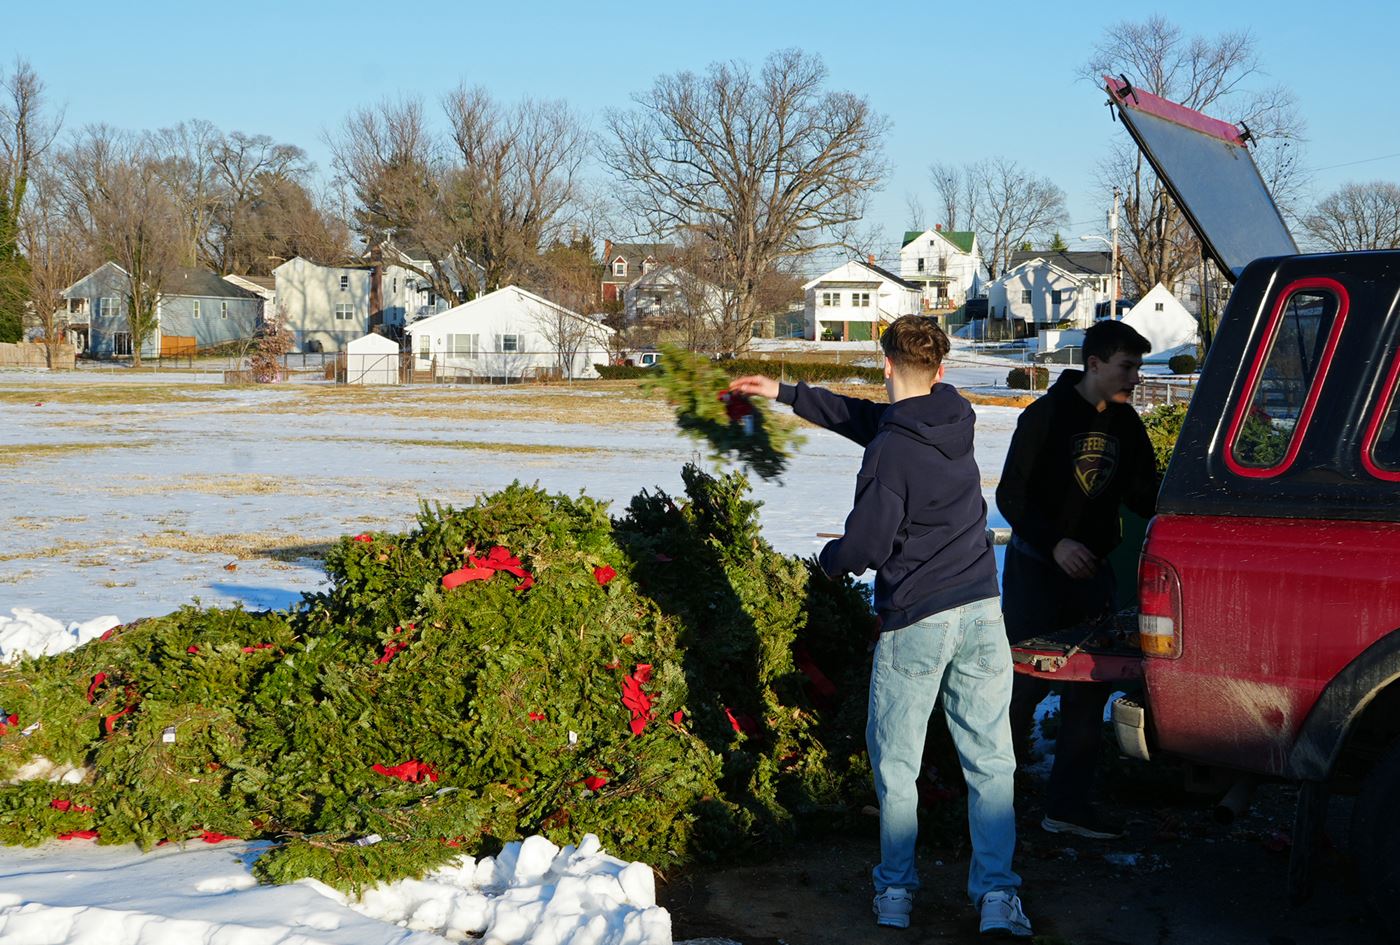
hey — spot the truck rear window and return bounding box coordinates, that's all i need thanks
[1362,347,1400,480]
[1227,280,1348,476]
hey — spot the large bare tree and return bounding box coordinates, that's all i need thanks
[603,49,889,352]
[18,167,82,366]
[1302,181,1400,251]
[965,158,1066,280]
[1083,16,1308,293]
[0,59,61,342]
[328,89,588,306]
[59,127,181,367]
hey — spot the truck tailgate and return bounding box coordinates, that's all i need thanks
[1011,610,1144,683]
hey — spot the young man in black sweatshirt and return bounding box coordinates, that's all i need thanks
[730,316,1031,938]
[996,320,1159,840]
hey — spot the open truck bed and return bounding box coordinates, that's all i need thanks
[1010,610,1143,683]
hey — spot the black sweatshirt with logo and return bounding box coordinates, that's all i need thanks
[777,381,1000,632]
[996,369,1159,560]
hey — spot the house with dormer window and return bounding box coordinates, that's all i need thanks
[600,241,672,304]
[898,227,984,312]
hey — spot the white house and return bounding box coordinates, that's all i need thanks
[899,228,983,311]
[344,332,401,385]
[987,257,1108,331]
[272,257,375,353]
[803,259,923,341]
[1120,283,1199,361]
[623,264,729,325]
[405,286,613,381]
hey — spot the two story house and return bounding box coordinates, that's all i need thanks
[600,242,671,304]
[803,259,922,341]
[62,262,263,358]
[899,227,984,313]
[986,252,1111,333]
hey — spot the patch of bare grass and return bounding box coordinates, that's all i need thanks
[0,540,92,563]
[141,530,336,562]
[109,474,367,499]
[0,442,137,467]
[0,385,215,407]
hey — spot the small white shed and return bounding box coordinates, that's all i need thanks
[405,286,613,381]
[1121,284,1199,360]
[344,333,401,385]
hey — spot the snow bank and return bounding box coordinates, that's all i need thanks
[0,608,119,663]
[0,833,670,945]
[314,834,670,944]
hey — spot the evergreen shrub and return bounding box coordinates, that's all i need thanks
[0,466,876,892]
[1168,353,1198,375]
[1006,366,1049,390]
[594,364,652,380]
[1141,402,1189,475]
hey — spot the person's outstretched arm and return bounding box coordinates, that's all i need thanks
[730,375,888,447]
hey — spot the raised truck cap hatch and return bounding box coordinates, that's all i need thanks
[1104,75,1297,283]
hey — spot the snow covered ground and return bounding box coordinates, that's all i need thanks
[0,360,1032,944]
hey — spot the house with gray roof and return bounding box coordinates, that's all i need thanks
[61,262,264,359]
[600,241,673,304]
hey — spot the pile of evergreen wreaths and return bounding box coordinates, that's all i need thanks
[0,466,876,892]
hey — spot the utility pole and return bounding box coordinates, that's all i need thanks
[1108,187,1121,315]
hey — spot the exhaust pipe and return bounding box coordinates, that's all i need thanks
[1214,775,1259,825]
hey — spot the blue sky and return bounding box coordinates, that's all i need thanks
[8,0,1399,270]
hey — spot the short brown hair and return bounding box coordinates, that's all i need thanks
[880,315,949,374]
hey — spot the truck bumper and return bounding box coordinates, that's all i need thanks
[1112,695,1152,761]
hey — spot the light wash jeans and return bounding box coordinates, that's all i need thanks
[868,595,1021,903]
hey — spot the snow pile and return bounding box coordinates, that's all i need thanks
[0,833,669,945]
[316,834,670,944]
[0,608,119,663]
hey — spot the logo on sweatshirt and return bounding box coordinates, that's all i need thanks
[1072,432,1119,498]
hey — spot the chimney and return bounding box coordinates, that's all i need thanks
[867,254,876,266]
[603,240,613,266]
[935,224,942,232]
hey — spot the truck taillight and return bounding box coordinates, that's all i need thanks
[1138,554,1183,658]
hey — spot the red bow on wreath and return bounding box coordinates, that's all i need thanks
[442,546,534,591]
[620,664,654,736]
[372,760,440,783]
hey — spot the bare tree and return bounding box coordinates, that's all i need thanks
[59,127,181,367]
[18,167,81,366]
[603,49,889,352]
[0,59,62,342]
[1083,16,1309,292]
[442,87,589,290]
[328,89,589,306]
[147,119,220,268]
[928,162,971,232]
[958,157,1067,279]
[903,193,927,233]
[1302,181,1400,251]
[205,130,312,273]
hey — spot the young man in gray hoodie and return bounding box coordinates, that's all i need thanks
[730,315,1030,938]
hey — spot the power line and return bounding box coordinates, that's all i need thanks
[1306,151,1400,173]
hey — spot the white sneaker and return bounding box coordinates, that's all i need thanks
[873,887,914,928]
[979,889,1033,938]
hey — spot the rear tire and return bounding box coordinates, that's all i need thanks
[1351,737,1400,938]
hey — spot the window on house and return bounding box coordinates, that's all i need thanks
[220,301,229,319]
[821,291,839,307]
[113,332,132,356]
[917,257,925,272]
[851,292,871,308]
[334,303,354,321]
[448,333,480,359]
[393,278,398,293]
[613,259,627,277]
[1190,289,1201,301]
[499,333,520,352]
[418,333,431,359]
[1021,290,1032,304]
[101,297,119,319]
[1052,290,1063,305]
[339,274,349,291]
[939,257,948,273]
[1155,302,1165,311]
[642,258,654,274]
[191,300,201,319]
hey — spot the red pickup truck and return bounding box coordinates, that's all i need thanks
[1014,77,1400,934]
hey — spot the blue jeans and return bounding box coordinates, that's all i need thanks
[868,596,1021,903]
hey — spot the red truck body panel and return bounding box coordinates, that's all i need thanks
[1143,514,1400,775]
